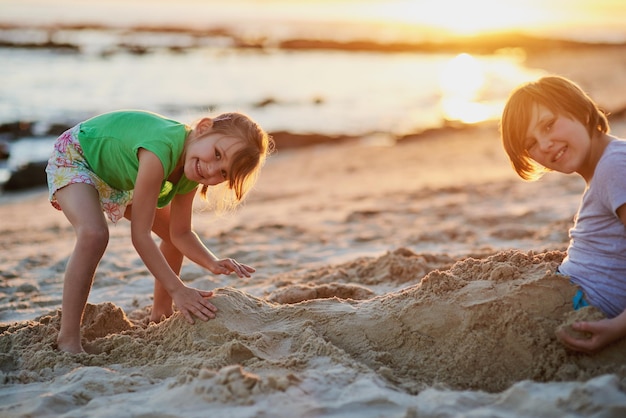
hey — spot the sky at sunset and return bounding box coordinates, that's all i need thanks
[2,0,625,42]
[346,0,626,35]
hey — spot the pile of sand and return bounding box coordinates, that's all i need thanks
[2,249,623,405]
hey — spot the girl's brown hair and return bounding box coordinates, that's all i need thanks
[500,75,609,180]
[198,112,274,209]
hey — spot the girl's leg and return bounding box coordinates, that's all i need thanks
[54,183,109,353]
[152,206,184,321]
[124,204,182,322]
[151,241,183,322]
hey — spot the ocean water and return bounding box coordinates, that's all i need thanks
[0,46,539,135]
[0,0,624,183]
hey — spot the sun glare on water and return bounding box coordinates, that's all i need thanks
[439,54,480,123]
[438,54,492,123]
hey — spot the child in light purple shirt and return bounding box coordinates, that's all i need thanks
[500,75,626,353]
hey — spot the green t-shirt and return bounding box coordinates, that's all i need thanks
[78,110,199,207]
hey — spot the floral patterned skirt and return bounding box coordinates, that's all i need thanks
[45,125,133,223]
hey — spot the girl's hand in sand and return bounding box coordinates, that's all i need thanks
[556,315,626,354]
[171,287,218,324]
[208,258,255,278]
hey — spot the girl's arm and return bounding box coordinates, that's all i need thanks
[132,149,217,323]
[556,203,626,353]
[169,189,254,278]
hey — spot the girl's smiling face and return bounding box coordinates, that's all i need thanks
[183,119,244,186]
[525,103,592,177]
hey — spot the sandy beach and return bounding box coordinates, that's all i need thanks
[2,47,626,416]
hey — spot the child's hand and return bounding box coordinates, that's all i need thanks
[171,287,218,325]
[209,258,255,278]
[556,318,623,354]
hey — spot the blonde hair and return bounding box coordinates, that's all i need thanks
[196,112,273,211]
[500,75,609,180]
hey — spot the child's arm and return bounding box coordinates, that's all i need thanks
[132,149,217,324]
[557,310,626,353]
[556,203,626,353]
[557,310,626,354]
[168,189,255,278]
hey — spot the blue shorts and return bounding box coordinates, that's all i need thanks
[572,289,590,310]
[555,267,590,310]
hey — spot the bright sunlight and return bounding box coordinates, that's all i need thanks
[438,53,493,124]
[353,0,557,35]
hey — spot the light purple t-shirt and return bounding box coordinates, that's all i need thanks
[559,139,626,318]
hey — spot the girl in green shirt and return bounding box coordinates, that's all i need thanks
[46,110,273,354]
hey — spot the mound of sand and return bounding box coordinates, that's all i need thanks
[2,249,624,398]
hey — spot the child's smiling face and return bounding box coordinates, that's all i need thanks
[184,127,244,186]
[524,103,591,176]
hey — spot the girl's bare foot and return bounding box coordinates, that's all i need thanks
[56,341,85,354]
[56,333,85,354]
[150,306,173,324]
[149,312,168,324]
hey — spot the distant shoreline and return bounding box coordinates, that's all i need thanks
[1,22,625,55]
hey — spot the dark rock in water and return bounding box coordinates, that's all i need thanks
[46,123,73,136]
[3,161,48,191]
[0,140,9,160]
[0,121,34,141]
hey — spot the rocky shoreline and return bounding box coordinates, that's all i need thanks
[2,22,625,56]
